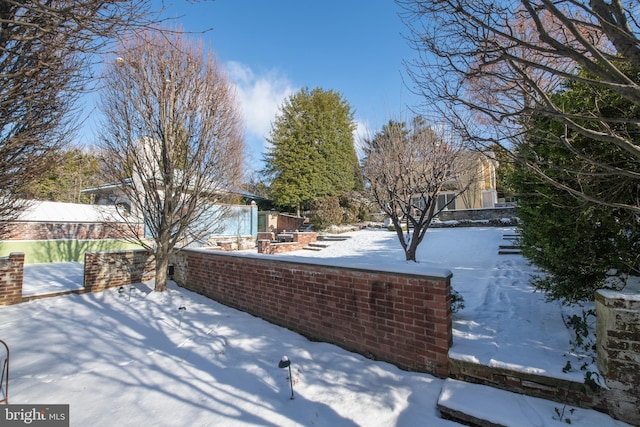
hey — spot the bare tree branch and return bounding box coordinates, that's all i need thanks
[362,118,473,261]
[397,0,640,212]
[0,1,166,234]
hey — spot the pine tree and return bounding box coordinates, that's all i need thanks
[263,87,361,215]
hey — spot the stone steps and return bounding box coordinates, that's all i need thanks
[306,242,329,248]
[437,378,610,427]
[317,235,351,242]
[498,244,522,255]
[500,233,522,254]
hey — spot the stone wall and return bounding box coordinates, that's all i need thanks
[596,288,640,425]
[437,207,517,223]
[172,249,453,378]
[0,253,24,305]
[448,358,605,412]
[83,250,155,293]
[206,235,256,251]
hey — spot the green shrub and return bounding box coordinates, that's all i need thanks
[309,197,343,230]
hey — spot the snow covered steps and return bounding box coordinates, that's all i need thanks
[303,242,329,251]
[498,244,522,255]
[437,379,617,427]
[500,232,522,255]
[317,235,352,242]
[303,235,351,250]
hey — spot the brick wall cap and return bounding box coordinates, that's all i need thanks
[85,248,150,255]
[183,247,453,280]
[597,280,640,302]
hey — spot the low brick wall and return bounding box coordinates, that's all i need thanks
[3,222,143,240]
[277,214,306,233]
[596,288,640,425]
[0,250,156,305]
[172,249,453,378]
[257,232,317,254]
[84,250,155,293]
[0,253,25,305]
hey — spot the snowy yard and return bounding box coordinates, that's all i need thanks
[2,227,630,426]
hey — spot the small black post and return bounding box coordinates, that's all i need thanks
[178,306,187,328]
[278,356,294,400]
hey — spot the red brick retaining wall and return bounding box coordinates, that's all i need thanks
[276,214,306,233]
[0,250,155,305]
[3,222,143,240]
[172,249,453,378]
[0,253,25,305]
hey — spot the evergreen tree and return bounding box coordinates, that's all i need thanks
[509,65,640,304]
[26,147,101,203]
[263,87,361,214]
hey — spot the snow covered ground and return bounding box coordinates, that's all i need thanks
[5,226,630,426]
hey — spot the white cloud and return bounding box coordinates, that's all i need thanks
[225,61,296,144]
[353,119,372,160]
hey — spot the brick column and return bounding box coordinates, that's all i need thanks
[596,288,640,425]
[0,253,25,305]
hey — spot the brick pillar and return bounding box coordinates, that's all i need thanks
[256,240,272,254]
[0,253,25,305]
[596,288,640,425]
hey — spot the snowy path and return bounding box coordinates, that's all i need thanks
[450,256,588,381]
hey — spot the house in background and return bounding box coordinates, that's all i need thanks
[440,150,499,211]
[435,151,517,223]
[408,150,499,214]
[81,180,260,251]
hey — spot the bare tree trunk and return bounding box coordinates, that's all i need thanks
[405,243,418,262]
[154,249,169,293]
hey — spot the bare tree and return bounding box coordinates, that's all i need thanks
[97,30,245,292]
[0,1,162,234]
[362,118,468,261]
[397,0,640,213]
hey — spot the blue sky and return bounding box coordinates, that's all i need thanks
[84,1,422,172]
